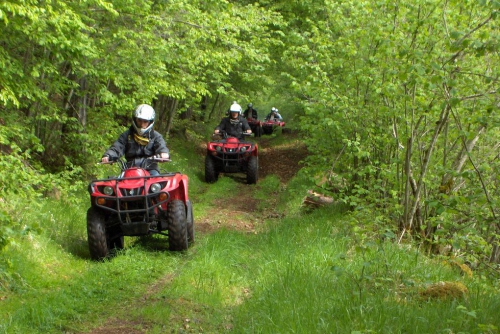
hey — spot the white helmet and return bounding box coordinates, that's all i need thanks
[132,104,155,136]
[229,103,242,114]
[271,107,276,112]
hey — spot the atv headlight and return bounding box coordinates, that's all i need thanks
[215,146,222,152]
[150,183,162,193]
[241,147,247,153]
[103,186,114,195]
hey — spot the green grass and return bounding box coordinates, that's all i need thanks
[1,135,499,333]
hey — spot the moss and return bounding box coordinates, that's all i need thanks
[419,281,468,301]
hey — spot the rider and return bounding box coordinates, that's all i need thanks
[243,103,258,120]
[101,104,170,176]
[265,107,283,121]
[214,102,252,139]
[274,108,283,121]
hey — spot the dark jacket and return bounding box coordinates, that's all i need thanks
[243,108,258,119]
[103,126,169,171]
[215,116,251,139]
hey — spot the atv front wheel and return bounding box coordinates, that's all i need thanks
[186,200,195,244]
[167,200,188,251]
[205,154,219,183]
[87,207,109,261]
[247,155,259,184]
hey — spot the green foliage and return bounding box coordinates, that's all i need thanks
[0,118,51,198]
[273,0,500,263]
[0,0,285,175]
[1,0,500,331]
[0,209,15,252]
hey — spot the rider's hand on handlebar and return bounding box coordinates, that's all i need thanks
[101,156,109,163]
[153,153,170,162]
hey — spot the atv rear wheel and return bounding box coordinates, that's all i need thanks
[205,154,219,183]
[186,200,195,244]
[87,207,110,261]
[167,200,188,251]
[247,155,259,184]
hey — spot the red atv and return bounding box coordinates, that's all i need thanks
[205,132,259,184]
[246,118,263,137]
[262,118,286,135]
[87,156,194,261]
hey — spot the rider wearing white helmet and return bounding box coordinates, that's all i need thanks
[215,102,252,139]
[265,107,283,121]
[101,104,170,175]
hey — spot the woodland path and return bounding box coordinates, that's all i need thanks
[84,133,308,334]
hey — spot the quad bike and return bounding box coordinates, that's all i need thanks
[87,156,194,261]
[205,132,259,184]
[262,118,286,135]
[246,118,263,137]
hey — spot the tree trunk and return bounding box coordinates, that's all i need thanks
[207,93,220,121]
[406,102,451,234]
[165,98,178,137]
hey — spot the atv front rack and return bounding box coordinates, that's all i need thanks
[90,174,171,224]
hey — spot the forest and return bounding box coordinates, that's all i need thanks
[0,0,500,332]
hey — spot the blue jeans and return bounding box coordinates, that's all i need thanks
[149,169,160,176]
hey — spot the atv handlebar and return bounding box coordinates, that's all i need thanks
[213,131,252,139]
[99,155,171,166]
[151,155,171,163]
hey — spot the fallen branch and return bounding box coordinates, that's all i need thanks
[303,190,334,208]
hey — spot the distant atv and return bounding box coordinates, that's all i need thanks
[246,118,263,137]
[262,118,286,135]
[205,132,259,184]
[87,157,194,261]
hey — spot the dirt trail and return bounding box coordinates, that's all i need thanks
[84,133,307,334]
[196,134,308,234]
